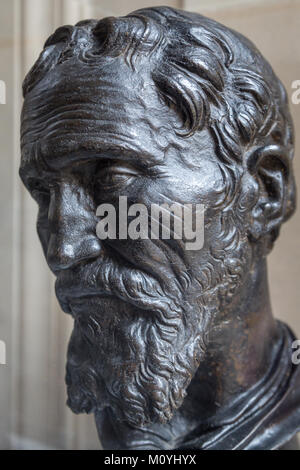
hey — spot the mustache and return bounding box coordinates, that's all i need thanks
[55,250,182,317]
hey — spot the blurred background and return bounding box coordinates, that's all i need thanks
[0,0,299,450]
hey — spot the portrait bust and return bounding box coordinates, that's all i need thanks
[19,6,300,450]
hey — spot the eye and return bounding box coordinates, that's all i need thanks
[94,163,139,190]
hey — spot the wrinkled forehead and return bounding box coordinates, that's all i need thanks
[21,59,178,170]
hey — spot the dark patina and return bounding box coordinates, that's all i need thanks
[19,7,300,449]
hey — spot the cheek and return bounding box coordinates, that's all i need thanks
[141,167,225,212]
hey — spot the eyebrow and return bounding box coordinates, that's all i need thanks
[21,141,162,176]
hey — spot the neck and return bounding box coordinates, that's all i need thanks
[95,258,282,449]
[180,257,280,427]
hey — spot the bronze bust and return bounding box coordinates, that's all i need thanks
[19,6,300,450]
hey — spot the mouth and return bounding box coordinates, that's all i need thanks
[55,278,111,314]
[54,254,113,314]
[54,245,171,317]
[67,293,115,316]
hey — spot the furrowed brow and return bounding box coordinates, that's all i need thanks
[20,140,162,182]
[40,146,160,170]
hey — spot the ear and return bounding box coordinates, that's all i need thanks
[245,144,291,241]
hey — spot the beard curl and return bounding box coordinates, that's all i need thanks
[65,211,252,427]
[64,254,209,426]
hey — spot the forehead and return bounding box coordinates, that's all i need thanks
[21,58,179,172]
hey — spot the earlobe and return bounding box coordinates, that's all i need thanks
[245,144,291,241]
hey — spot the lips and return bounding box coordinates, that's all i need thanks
[54,258,110,313]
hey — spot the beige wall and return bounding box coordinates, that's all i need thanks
[0,0,299,449]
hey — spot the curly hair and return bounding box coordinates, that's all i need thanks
[22,6,296,227]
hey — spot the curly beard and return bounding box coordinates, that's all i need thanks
[62,211,251,426]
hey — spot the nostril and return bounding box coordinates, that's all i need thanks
[47,235,102,271]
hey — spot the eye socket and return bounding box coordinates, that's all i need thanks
[27,178,50,202]
[94,163,139,190]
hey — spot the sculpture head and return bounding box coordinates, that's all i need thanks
[20,7,296,428]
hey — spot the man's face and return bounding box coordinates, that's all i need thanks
[20,59,252,425]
